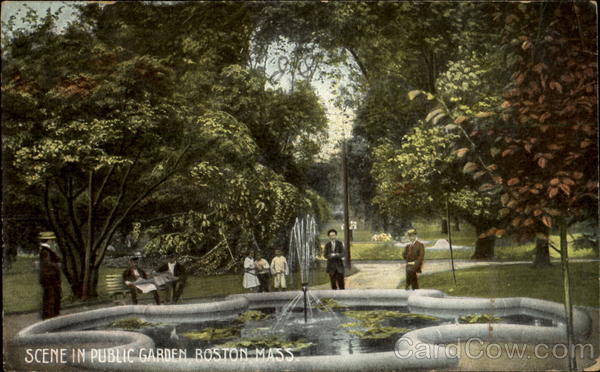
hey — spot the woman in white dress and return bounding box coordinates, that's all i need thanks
[242,253,259,291]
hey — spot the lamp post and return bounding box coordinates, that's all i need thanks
[342,139,351,268]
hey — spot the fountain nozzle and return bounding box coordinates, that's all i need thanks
[302,282,309,323]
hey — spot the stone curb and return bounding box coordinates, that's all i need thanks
[14,289,592,371]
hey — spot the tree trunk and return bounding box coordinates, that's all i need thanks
[471,225,495,259]
[454,217,460,232]
[559,219,576,372]
[441,218,448,234]
[533,228,551,267]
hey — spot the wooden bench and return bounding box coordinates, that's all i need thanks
[105,274,130,303]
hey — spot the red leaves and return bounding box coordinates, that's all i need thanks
[474,111,494,118]
[546,208,561,216]
[546,143,561,150]
[537,157,547,168]
[515,73,525,85]
[572,172,584,180]
[548,187,559,198]
[559,183,571,196]
[463,162,479,174]
[455,148,469,158]
[502,149,514,157]
[550,178,560,186]
[507,178,520,186]
[539,112,551,122]
[501,193,510,205]
[454,116,467,124]
[479,183,495,192]
[501,101,511,109]
[541,215,552,228]
[549,81,563,93]
[532,63,546,74]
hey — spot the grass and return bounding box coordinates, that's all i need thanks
[419,262,599,308]
[319,220,597,261]
[2,256,332,314]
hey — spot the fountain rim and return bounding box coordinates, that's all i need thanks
[15,289,592,371]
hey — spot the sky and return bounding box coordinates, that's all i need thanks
[1,1,356,160]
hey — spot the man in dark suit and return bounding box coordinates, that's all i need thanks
[324,229,345,290]
[155,255,187,303]
[38,231,61,319]
[402,229,425,290]
[122,256,160,305]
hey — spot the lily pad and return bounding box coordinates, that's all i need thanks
[108,317,157,330]
[343,310,438,322]
[347,326,410,339]
[183,326,241,340]
[217,335,311,350]
[316,298,345,311]
[459,313,502,323]
[340,310,436,340]
[237,310,270,322]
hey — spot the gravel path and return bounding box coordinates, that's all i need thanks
[313,260,531,289]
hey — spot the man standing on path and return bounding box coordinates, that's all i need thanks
[403,229,425,290]
[324,229,345,290]
[38,231,61,319]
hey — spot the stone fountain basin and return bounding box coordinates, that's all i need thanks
[15,289,591,371]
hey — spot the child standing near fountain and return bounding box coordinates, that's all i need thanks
[242,252,259,292]
[255,253,271,292]
[270,250,289,291]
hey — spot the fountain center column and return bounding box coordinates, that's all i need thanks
[302,282,308,323]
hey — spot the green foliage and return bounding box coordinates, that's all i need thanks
[316,298,345,311]
[346,326,410,340]
[236,310,270,322]
[341,310,436,340]
[183,326,241,341]
[108,318,158,330]
[217,335,311,350]
[459,313,502,324]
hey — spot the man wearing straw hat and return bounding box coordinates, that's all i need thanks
[38,231,61,319]
[402,229,425,290]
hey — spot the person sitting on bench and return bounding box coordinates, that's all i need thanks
[155,255,187,303]
[122,256,160,305]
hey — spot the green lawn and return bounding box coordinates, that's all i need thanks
[319,220,597,261]
[2,257,332,314]
[418,262,599,308]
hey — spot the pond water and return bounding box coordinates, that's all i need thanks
[97,306,557,357]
